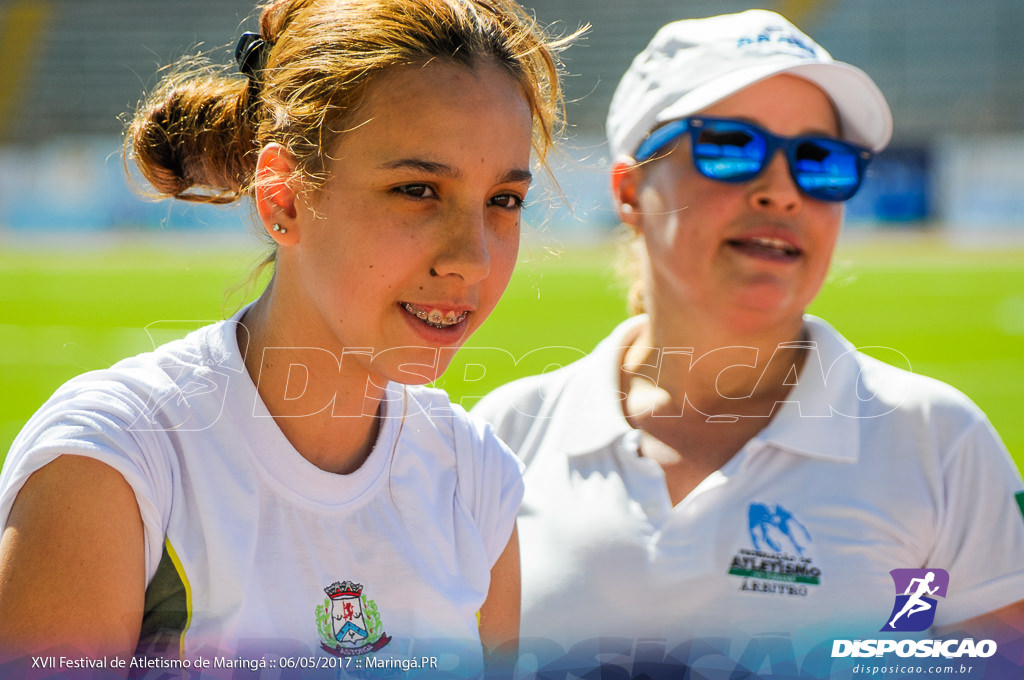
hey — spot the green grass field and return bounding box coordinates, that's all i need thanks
[2,233,1022,472]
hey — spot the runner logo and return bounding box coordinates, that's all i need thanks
[834,568,996,660]
[881,568,949,632]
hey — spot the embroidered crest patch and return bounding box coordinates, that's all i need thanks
[316,581,391,657]
[728,502,821,597]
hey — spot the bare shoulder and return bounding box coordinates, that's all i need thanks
[0,455,145,659]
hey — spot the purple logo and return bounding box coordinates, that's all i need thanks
[880,569,949,632]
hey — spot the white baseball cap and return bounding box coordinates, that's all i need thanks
[606,10,893,160]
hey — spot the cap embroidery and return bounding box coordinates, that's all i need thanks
[736,27,818,58]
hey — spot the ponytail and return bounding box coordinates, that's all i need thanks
[126,59,259,204]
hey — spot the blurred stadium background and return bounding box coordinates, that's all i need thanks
[1,0,1022,468]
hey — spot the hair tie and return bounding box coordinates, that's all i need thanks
[235,32,268,79]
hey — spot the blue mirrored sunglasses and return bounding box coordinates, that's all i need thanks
[633,116,874,203]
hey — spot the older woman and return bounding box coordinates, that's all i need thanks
[474,9,1024,676]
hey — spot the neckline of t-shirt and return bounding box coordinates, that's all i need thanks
[211,306,403,511]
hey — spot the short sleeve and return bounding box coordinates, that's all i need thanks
[470,373,564,468]
[0,375,174,581]
[929,417,1024,626]
[451,404,525,566]
[468,384,519,439]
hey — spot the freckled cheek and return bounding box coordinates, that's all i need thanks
[473,237,517,319]
[493,234,520,282]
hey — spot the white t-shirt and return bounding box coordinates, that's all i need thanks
[0,309,523,673]
[473,315,1024,672]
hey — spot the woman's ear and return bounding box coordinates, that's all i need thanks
[255,143,300,245]
[611,158,643,232]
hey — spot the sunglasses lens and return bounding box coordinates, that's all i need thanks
[693,121,767,181]
[648,117,870,202]
[792,139,863,202]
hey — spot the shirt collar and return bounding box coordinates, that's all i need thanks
[753,315,862,464]
[553,315,646,457]
[553,314,862,464]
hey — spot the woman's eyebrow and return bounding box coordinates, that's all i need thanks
[502,168,534,185]
[379,158,533,185]
[379,158,460,177]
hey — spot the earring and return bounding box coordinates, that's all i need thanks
[271,223,287,235]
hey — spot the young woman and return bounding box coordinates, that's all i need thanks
[0,0,574,673]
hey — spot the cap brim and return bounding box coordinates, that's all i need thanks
[654,60,893,152]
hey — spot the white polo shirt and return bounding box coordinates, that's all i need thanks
[473,315,1024,666]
